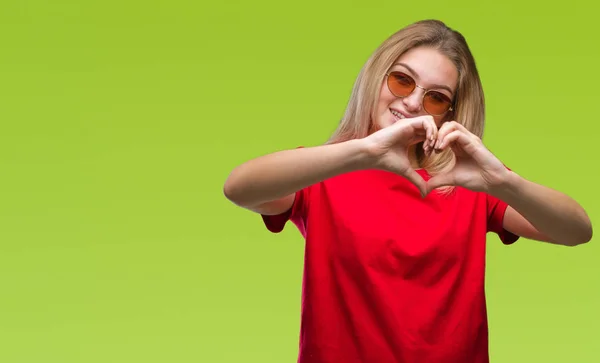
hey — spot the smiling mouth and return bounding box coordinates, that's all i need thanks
[390,108,407,121]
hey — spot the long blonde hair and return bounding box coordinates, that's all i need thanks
[326,19,485,183]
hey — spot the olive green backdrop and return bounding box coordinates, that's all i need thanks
[0,0,598,362]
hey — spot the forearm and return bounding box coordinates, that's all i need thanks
[223,139,372,208]
[490,171,593,245]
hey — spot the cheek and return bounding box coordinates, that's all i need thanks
[378,83,395,108]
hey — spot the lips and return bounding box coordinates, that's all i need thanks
[390,108,408,121]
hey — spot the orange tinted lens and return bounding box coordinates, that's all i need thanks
[423,91,452,115]
[387,71,415,97]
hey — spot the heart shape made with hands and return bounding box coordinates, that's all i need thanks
[409,121,509,198]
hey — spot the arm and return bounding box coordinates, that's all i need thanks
[223,116,439,215]
[223,139,371,215]
[490,172,593,247]
[425,121,592,247]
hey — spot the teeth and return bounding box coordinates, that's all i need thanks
[390,109,405,119]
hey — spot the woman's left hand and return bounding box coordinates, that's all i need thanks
[424,121,511,195]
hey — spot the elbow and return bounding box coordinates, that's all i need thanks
[577,224,593,246]
[564,238,590,247]
[582,226,593,245]
[223,175,242,206]
[578,217,593,245]
[223,180,234,203]
[561,210,594,246]
[564,222,593,247]
[223,171,252,208]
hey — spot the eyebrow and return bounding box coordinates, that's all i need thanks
[393,62,454,95]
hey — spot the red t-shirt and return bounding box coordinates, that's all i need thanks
[261,168,519,363]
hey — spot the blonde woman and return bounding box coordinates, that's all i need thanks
[223,19,592,363]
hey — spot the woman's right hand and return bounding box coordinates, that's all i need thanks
[363,115,439,196]
[224,115,438,214]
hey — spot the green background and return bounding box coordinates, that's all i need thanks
[0,0,598,362]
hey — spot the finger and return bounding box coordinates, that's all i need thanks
[436,123,475,151]
[412,116,436,152]
[428,118,438,150]
[439,121,476,145]
[434,130,473,154]
[425,172,456,194]
[401,116,433,150]
[435,121,459,148]
[407,115,433,127]
[409,130,427,146]
[401,168,428,197]
[423,140,431,155]
[440,120,469,133]
[395,116,431,142]
[422,120,433,153]
[421,119,431,144]
[425,119,433,150]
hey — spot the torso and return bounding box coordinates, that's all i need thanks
[263,169,516,363]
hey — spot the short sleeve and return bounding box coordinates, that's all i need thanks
[261,187,309,237]
[486,193,520,245]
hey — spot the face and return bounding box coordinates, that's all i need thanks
[375,46,459,130]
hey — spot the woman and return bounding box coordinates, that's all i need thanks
[223,19,592,363]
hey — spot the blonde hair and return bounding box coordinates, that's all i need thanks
[326,19,485,191]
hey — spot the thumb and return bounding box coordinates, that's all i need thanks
[424,172,455,196]
[401,168,428,198]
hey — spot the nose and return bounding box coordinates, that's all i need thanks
[402,86,425,114]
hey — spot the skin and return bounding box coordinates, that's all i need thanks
[223,47,593,247]
[375,46,457,131]
[372,46,592,246]
[373,46,458,169]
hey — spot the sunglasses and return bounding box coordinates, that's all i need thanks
[386,71,454,116]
